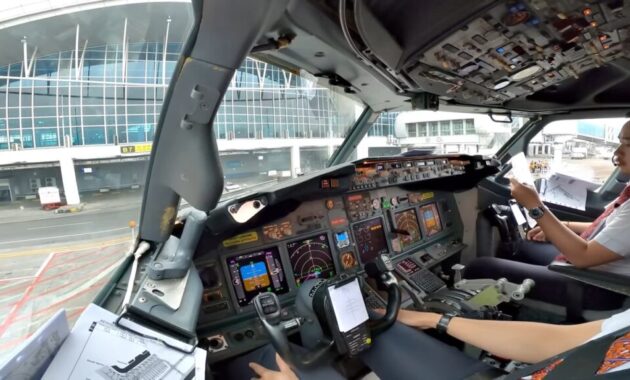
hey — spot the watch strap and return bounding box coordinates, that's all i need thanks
[436,313,455,334]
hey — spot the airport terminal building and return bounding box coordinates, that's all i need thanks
[0,0,513,204]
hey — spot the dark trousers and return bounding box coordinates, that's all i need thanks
[464,240,625,311]
[220,322,490,380]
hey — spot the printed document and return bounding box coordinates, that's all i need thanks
[328,278,369,332]
[43,303,206,380]
[539,172,599,211]
[507,153,535,186]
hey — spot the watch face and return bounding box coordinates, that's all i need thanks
[529,207,544,219]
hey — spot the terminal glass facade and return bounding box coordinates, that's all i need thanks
[0,44,372,150]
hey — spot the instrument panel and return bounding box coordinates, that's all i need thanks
[195,155,498,323]
[194,154,497,362]
[198,188,462,320]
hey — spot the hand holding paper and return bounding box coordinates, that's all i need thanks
[506,153,535,186]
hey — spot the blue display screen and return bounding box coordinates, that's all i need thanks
[336,231,348,243]
[226,247,289,307]
[239,261,267,281]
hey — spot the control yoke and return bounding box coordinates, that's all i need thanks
[253,255,401,369]
[254,292,335,368]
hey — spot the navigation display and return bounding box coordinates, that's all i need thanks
[396,258,421,276]
[352,217,388,264]
[394,208,422,249]
[226,247,288,307]
[287,233,336,286]
[419,203,443,237]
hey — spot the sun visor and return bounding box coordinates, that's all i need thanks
[353,0,404,71]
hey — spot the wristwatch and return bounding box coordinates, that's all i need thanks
[436,313,455,334]
[528,205,545,220]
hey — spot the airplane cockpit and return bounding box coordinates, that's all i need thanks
[99,152,540,378]
[46,0,630,378]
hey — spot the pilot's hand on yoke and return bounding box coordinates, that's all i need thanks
[376,308,441,330]
[249,353,298,380]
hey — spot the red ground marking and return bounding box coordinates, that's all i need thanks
[66,306,86,321]
[11,278,108,323]
[0,279,33,298]
[0,332,31,351]
[53,243,124,262]
[0,276,36,283]
[29,256,121,300]
[0,301,19,314]
[0,306,87,354]
[31,253,121,288]
[0,253,57,337]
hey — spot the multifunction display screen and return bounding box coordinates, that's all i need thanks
[394,208,422,249]
[287,233,336,286]
[419,203,443,237]
[352,217,388,264]
[226,247,289,307]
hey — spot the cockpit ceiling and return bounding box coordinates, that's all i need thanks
[275,0,630,113]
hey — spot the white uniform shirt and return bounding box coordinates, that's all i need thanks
[592,200,630,274]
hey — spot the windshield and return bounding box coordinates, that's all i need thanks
[0,0,193,360]
[214,60,364,199]
[345,110,528,161]
[526,118,627,185]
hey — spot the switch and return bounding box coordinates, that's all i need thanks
[473,35,487,45]
[442,43,459,54]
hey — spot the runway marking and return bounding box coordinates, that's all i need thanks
[0,235,130,259]
[0,306,87,352]
[67,306,87,321]
[0,239,131,355]
[13,278,110,323]
[27,221,94,231]
[0,276,35,283]
[30,255,122,299]
[0,293,22,307]
[33,252,114,284]
[0,252,57,337]
[0,227,128,246]
[0,281,32,299]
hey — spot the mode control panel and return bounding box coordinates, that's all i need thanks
[351,157,470,191]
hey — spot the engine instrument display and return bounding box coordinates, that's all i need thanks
[287,233,336,286]
[419,203,443,237]
[352,217,388,264]
[394,208,422,249]
[226,247,288,307]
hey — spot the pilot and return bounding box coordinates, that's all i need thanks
[464,120,630,317]
[244,306,630,379]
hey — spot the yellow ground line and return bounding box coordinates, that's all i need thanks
[0,236,131,259]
